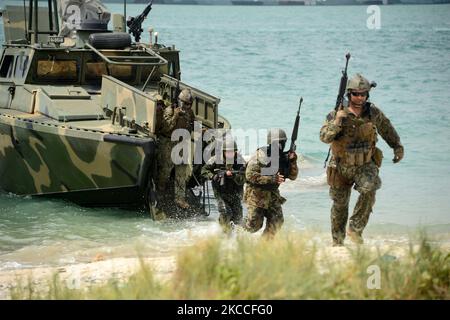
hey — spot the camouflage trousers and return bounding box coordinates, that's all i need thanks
[156,137,189,202]
[329,161,381,244]
[214,190,243,234]
[245,204,284,239]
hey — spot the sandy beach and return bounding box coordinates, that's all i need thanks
[0,256,176,299]
[2,232,448,300]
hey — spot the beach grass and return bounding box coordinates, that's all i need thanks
[9,232,449,300]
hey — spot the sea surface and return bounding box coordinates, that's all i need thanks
[1,4,450,270]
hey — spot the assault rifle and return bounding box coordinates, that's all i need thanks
[171,72,182,108]
[213,168,245,186]
[289,97,303,154]
[335,53,351,111]
[280,97,303,176]
[127,0,154,43]
[324,53,351,168]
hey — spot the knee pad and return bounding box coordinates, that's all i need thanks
[355,179,381,194]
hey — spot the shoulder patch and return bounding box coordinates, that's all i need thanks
[326,111,336,121]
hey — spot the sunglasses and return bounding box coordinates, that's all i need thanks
[350,92,368,97]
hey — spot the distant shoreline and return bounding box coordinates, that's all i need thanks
[3,0,450,9]
[102,0,450,6]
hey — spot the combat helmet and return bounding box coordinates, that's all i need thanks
[267,128,287,145]
[346,73,372,92]
[178,88,193,107]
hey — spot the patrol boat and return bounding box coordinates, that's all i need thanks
[0,0,228,217]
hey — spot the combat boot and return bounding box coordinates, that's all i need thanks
[347,229,364,244]
[175,199,190,209]
[152,208,167,221]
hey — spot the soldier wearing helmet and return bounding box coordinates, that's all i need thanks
[154,94,167,135]
[320,73,404,246]
[244,128,298,238]
[201,135,246,234]
[156,88,196,210]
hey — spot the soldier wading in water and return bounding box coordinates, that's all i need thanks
[201,137,246,234]
[156,88,195,210]
[244,129,298,239]
[320,74,404,246]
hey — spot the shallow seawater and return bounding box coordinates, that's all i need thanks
[1,4,450,270]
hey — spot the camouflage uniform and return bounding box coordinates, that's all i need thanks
[320,103,403,245]
[154,100,166,135]
[201,153,246,234]
[156,105,195,204]
[244,147,298,238]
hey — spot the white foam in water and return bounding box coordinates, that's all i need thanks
[0,261,28,271]
[281,172,327,192]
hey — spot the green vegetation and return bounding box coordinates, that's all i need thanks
[10,233,450,299]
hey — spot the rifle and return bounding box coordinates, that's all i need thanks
[213,168,245,187]
[280,97,303,176]
[289,97,303,154]
[324,53,351,167]
[127,0,154,43]
[171,72,182,108]
[335,53,351,111]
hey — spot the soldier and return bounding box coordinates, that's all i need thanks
[154,94,167,135]
[320,74,404,246]
[201,137,246,234]
[156,88,195,210]
[244,129,298,238]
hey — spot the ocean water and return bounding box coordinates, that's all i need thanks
[1,4,450,269]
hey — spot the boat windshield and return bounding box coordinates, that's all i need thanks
[85,61,135,84]
[36,58,79,82]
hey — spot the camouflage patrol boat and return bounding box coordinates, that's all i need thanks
[0,0,227,217]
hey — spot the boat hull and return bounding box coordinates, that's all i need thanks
[0,112,155,206]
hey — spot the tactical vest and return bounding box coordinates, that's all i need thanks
[331,108,377,166]
[173,111,194,131]
[246,147,281,192]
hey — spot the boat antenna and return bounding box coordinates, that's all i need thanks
[23,0,28,43]
[124,0,127,22]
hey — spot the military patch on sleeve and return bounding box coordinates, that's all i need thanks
[326,111,335,121]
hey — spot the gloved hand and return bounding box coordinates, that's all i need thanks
[212,174,220,182]
[174,107,184,117]
[334,109,348,126]
[393,146,404,163]
[275,173,285,184]
[289,151,297,162]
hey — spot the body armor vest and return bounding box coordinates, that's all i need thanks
[331,108,377,166]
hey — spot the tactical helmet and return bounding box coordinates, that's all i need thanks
[267,129,287,145]
[178,88,193,104]
[346,73,371,92]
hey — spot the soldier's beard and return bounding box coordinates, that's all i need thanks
[350,100,365,108]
